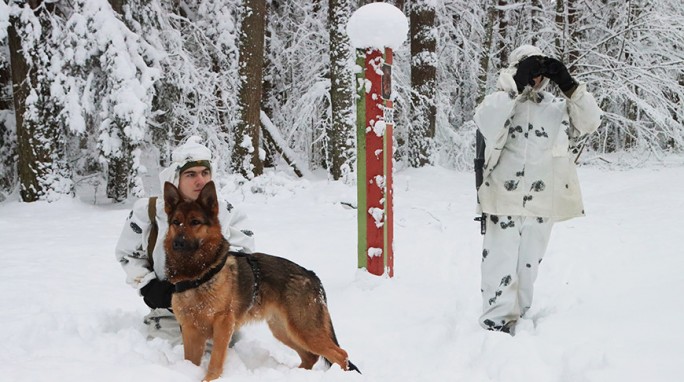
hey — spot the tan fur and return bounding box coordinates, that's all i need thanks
[163,181,356,381]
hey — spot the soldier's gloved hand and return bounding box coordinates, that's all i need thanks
[542,57,577,93]
[140,278,174,309]
[513,56,543,93]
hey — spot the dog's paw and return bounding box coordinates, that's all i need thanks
[202,371,222,382]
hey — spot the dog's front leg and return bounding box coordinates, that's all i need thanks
[203,313,235,382]
[181,323,206,366]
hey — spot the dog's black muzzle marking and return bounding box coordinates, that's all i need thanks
[172,236,199,252]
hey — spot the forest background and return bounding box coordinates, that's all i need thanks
[1,0,683,203]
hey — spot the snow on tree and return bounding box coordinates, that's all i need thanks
[409,0,437,167]
[56,0,160,202]
[328,0,355,181]
[8,1,73,202]
[1,0,683,201]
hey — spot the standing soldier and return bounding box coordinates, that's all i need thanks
[474,45,602,334]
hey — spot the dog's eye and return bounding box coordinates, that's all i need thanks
[190,219,202,226]
[172,219,181,226]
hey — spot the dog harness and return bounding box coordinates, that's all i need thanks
[230,251,262,307]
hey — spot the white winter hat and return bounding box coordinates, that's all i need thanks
[508,44,545,68]
[158,136,212,189]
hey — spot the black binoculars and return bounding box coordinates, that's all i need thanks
[528,56,562,78]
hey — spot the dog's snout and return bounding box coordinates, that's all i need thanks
[173,236,188,251]
[172,235,198,252]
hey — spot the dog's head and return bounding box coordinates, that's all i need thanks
[163,181,224,281]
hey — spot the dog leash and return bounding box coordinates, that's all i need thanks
[147,197,158,269]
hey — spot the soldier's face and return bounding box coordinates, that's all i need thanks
[178,166,212,201]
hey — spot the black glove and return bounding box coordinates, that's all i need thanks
[513,56,544,93]
[140,278,174,309]
[541,57,577,93]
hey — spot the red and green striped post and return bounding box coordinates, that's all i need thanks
[355,47,394,277]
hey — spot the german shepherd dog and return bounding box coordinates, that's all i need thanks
[163,181,359,381]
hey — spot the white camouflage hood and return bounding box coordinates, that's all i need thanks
[158,136,213,190]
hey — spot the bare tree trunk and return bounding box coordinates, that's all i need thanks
[104,0,133,202]
[106,153,132,201]
[234,0,266,178]
[477,0,497,105]
[408,0,436,167]
[0,56,11,118]
[496,0,509,66]
[261,0,277,168]
[100,0,138,201]
[8,0,67,202]
[108,0,125,14]
[555,0,565,56]
[622,0,641,149]
[328,0,354,179]
[567,0,580,69]
[8,9,35,201]
[0,48,16,198]
[530,0,543,46]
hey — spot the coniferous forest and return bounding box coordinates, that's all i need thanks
[1,0,682,202]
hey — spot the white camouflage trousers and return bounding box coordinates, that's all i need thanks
[479,214,554,331]
[144,308,182,346]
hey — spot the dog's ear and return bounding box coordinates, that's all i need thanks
[163,182,182,216]
[197,181,219,218]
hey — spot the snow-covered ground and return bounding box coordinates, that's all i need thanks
[1,161,682,382]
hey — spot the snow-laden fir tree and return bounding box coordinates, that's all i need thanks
[264,1,331,172]
[1,0,683,202]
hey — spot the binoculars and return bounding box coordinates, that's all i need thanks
[528,56,562,78]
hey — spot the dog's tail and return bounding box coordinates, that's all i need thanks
[323,357,362,374]
[347,360,361,374]
[324,318,361,374]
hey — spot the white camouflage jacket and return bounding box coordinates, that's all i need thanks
[474,69,602,221]
[115,196,255,290]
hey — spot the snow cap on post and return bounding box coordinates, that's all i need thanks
[346,3,408,50]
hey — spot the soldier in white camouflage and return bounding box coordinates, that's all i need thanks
[473,45,602,334]
[115,136,255,344]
